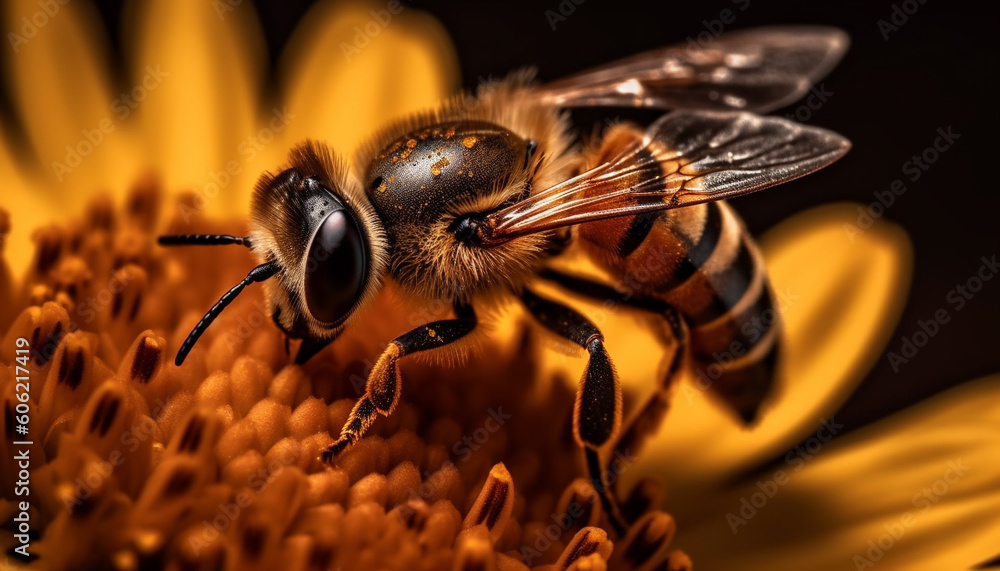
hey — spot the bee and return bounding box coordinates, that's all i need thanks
[159,26,850,533]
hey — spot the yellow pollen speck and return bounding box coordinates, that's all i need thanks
[392,156,398,163]
[406,139,417,148]
[377,182,387,193]
[380,140,403,159]
[444,127,456,138]
[462,136,477,149]
[427,328,436,338]
[430,157,450,176]
[468,171,474,177]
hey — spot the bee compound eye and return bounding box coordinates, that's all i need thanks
[304,209,368,325]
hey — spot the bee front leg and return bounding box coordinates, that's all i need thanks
[521,288,627,535]
[321,303,477,463]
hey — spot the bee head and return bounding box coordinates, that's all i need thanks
[249,141,388,341]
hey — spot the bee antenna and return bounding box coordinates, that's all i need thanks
[158,234,253,248]
[174,261,280,366]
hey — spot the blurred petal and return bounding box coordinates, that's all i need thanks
[1,0,136,202]
[674,374,1000,571]
[125,0,266,213]
[623,203,913,489]
[0,118,49,279]
[279,0,459,160]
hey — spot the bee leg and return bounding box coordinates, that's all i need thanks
[521,288,627,535]
[609,307,688,505]
[321,303,477,463]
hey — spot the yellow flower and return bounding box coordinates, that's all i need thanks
[1,1,997,570]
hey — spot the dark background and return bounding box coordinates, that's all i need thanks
[3,0,998,439]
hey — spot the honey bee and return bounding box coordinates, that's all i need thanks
[160,26,850,532]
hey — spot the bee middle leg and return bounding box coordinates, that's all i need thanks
[520,288,627,535]
[321,303,477,463]
[537,269,689,517]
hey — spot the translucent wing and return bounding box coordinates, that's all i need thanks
[481,111,850,242]
[536,26,848,113]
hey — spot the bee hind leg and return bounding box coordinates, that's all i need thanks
[535,269,691,522]
[609,307,687,517]
[321,303,477,463]
[521,288,627,535]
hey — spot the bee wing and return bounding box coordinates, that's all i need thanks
[482,111,850,242]
[535,26,848,113]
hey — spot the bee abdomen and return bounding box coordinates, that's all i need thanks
[581,199,779,422]
[682,231,780,423]
[665,202,780,422]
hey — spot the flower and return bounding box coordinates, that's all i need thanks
[1,1,998,570]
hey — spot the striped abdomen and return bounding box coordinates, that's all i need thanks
[576,127,780,422]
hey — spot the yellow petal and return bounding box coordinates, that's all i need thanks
[0,118,49,280]
[279,0,459,160]
[673,374,1000,571]
[124,0,266,213]
[620,203,912,490]
[2,0,136,202]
